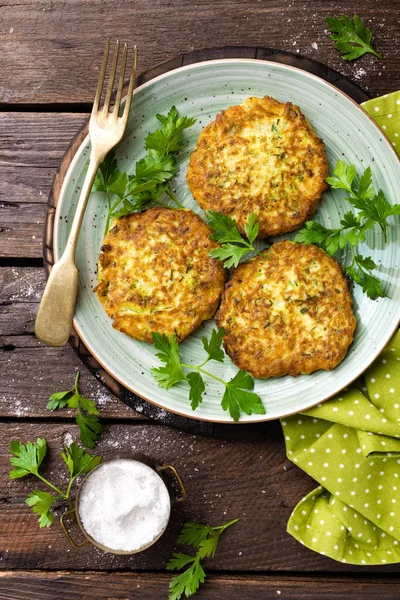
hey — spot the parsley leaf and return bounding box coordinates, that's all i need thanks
[61,442,101,481]
[75,412,103,451]
[208,244,252,270]
[145,106,197,155]
[167,519,238,600]
[167,552,199,572]
[46,372,102,449]
[201,327,225,363]
[295,159,399,300]
[151,333,186,389]
[92,151,120,193]
[9,438,47,479]
[26,490,56,528]
[151,329,265,421]
[207,211,263,268]
[186,372,205,410]
[352,189,400,242]
[177,522,213,547]
[243,212,259,244]
[294,221,344,256]
[325,159,357,193]
[357,166,375,201]
[46,390,71,410]
[221,370,266,422]
[206,210,250,244]
[109,171,128,199]
[168,559,205,600]
[326,14,382,61]
[361,271,386,299]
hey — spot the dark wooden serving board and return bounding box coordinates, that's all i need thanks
[43,46,370,438]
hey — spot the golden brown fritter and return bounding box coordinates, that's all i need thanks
[94,208,225,343]
[215,241,356,378]
[187,96,329,238]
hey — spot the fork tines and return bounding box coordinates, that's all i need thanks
[93,39,137,122]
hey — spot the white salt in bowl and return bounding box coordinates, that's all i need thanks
[61,456,186,554]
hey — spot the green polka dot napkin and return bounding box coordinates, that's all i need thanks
[362,90,400,151]
[282,91,400,565]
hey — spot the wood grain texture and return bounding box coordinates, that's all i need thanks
[0,266,145,419]
[0,0,398,105]
[0,571,399,600]
[1,421,399,574]
[0,113,87,258]
[1,0,400,588]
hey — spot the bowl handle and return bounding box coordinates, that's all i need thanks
[157,465,187,503]
[60,508,89,548]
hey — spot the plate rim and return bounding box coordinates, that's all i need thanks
[54,57,400,423]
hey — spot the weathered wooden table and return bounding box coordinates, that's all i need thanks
[1,1,400,598]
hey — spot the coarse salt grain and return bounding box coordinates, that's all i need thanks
[78,459,171,552]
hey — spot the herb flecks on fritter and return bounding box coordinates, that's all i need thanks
[94,208,225,343]
[215,240,356,379]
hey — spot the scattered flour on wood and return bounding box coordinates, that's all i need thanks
[14,400,29,417]
[353,67,367,80]
[78,459,171,552]
[63,432,74,447]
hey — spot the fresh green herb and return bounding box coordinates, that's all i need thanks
[9,439,101,527]
[92,106,196,233]
[206,211,264,268]
[295,159,400,299]
[151,328,265,421]
[47,372,103,449]
[326,14,382,61]
[167,519,239,600]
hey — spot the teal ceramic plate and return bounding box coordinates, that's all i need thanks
[55,59,400,422]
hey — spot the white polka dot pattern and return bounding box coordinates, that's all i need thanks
[284,330,400,564]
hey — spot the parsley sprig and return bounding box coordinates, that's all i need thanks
[151,328,265,421]
[167,519,239,600]
[92,106,196,233]
[206,211,263,268]
[326,14,382,61]
[47,371,103,449]
[295,160,400,299]
[9,438,101,527]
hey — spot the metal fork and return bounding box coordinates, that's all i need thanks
[35,40,137,346]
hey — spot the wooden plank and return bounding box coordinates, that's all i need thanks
[0,571,400,600]
[0,266,143,418]
[0,112,88,258]
[0,113,88,204]
[0,421,399,574]
[0,334,144,419]
[0,204,44,258]
[0,1,397,104]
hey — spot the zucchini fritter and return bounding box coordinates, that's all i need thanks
[215,241,356,378]
[95,208,225,343]
[187,96,329,238]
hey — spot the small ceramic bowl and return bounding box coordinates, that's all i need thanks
[60,454,186,554]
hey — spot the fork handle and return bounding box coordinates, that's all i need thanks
[35,154,101,346]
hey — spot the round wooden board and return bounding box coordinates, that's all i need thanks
[44,46,370,439]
